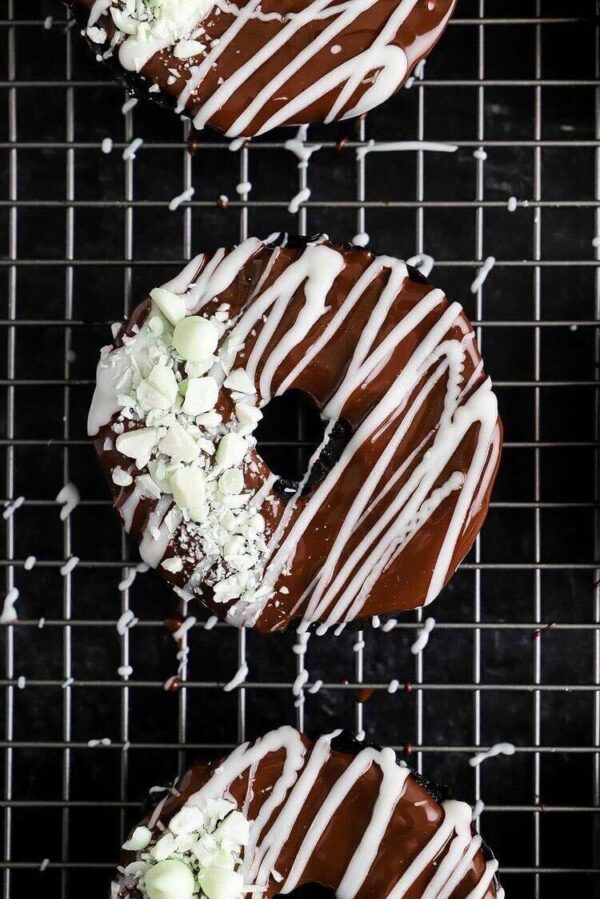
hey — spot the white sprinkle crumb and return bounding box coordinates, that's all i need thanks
[407,253,435,278]
[117,664,133,677]
[121,97,138,115]
[16,676,26,689]
[352,232,369,247]
[472,799,485,821]
[236,181,252,195]
[307,679,323,694]
[470,256,496,293]
[43,15,53,29]
[62,677,74,689]
[387,679,400,694]
[24,556,37,570]
[381,619,397,633]
[169,186,195,212]
[288,187,310,214]
[410,617,436,654]
[172,616,196,641]
[1,588,19,624]
[292,669,309,695]
[60,556,79,576]
[116,609,138,636]
[101,137,113,154]
[469,742,516,767]
[507,196,518,212]
[38,617,45,629]
[39,858,50,872]
[204,615,218,630]
[223,661,249,692]
[122,137,143,161]
[87,738,112,747]
[56,482,80,520]
[473,148,488,160]
[3,496,24,519]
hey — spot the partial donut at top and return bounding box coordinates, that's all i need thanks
[111,727,503,899]
[71,0,456,137]
[88,235,502,633]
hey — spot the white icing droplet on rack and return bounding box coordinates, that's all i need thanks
[229,138,246,152]
[87,737,112,747]
[353,638,365,652]
[371,616,381,628]
[169,186,195,212]
[356,140,458,162]
[406,253,435,278]
[121,96,138,114]
[470,256,496,293]
[387,679,400,693]
[473,148,487,160]
[118,562,149,592]
[469,742,516,767]
[116,609,139,635]
[122,137,144,160]
[62,677,74,689]
[355,729,366,742]
[163,674,181,691]
[56,482,80,520]
[381,619,397,633]
[472,799,485,821]
[2,495,24,519]
[288,187,311,214]
[43,15,53,29]
[60,556,79,576]
[592,236,600,248]
[307,679,323,694]
[118,664,133,677]
[38,617,45,629]
[236,181,252,195]
[292,669,309,695]
[352,232,369,247]
[39,859,50,872]
[204,615,218,630]
[16,676,26,689]
[24,556,37,570]
[172,616,196,641]
[1,588,19,624]
[410,617,435,654]
[223,660,249,691]
[507,196,518,212]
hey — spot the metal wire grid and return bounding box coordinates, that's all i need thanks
[0,0,599,896]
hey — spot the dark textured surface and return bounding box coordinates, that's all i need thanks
[0,1,599,897]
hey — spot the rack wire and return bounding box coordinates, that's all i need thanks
[1,0,599,897]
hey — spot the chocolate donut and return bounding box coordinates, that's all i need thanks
[111,727,503,899]
[71,0,455,137]
[88,235,502,632]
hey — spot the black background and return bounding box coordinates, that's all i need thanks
[0,1,599,897]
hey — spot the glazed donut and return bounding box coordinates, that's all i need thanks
[71,0,455,137]
[110,727,503,899]
[88,235,502,632]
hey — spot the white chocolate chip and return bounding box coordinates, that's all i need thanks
[219,469,243,495]
[182,376,218,415]
[122,825,152,852]
[112,467,133,487]
[216,433,246,468]
[168,805,205,836]
[150,287,187,325]
[150,832,177,862]
[224,369,256,395]
[235,402,262,427]
[196,411,222,428]
[173,39,204,59]
[185,357,217,377]
[173,316,218,362]
[116,427,159,461]
[213,573,247,602]
[159,422,200,463]
[161,557,183,574]
[213,810,250,846]
[137,364,178,411]
[248,513,265,533]
[198,866,244,899]
[170,467,207,521]
[145,858,195,899]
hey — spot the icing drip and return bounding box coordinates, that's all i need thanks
[117,727,501,899]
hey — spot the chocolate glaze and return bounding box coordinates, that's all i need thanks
[71,0,455,137]
[89,236,502,632]
[111,728,501,898]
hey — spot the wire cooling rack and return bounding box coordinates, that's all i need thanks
[1,0,599,897]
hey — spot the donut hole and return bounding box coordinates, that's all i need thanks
[254,389,351,498]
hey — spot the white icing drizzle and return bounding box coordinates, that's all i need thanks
[2,496,24,519]
[410,616,435,654]
[92,0,450,136]
[470,256,496,294]
[178,727,499,898]
[1,588,19,624]
[469,742,516,768]
[56,482,80,520]
[223,660,249,691]
[356,140,458,161]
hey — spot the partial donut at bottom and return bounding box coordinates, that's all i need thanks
[88,235,502,632]
[111,727,502,899]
